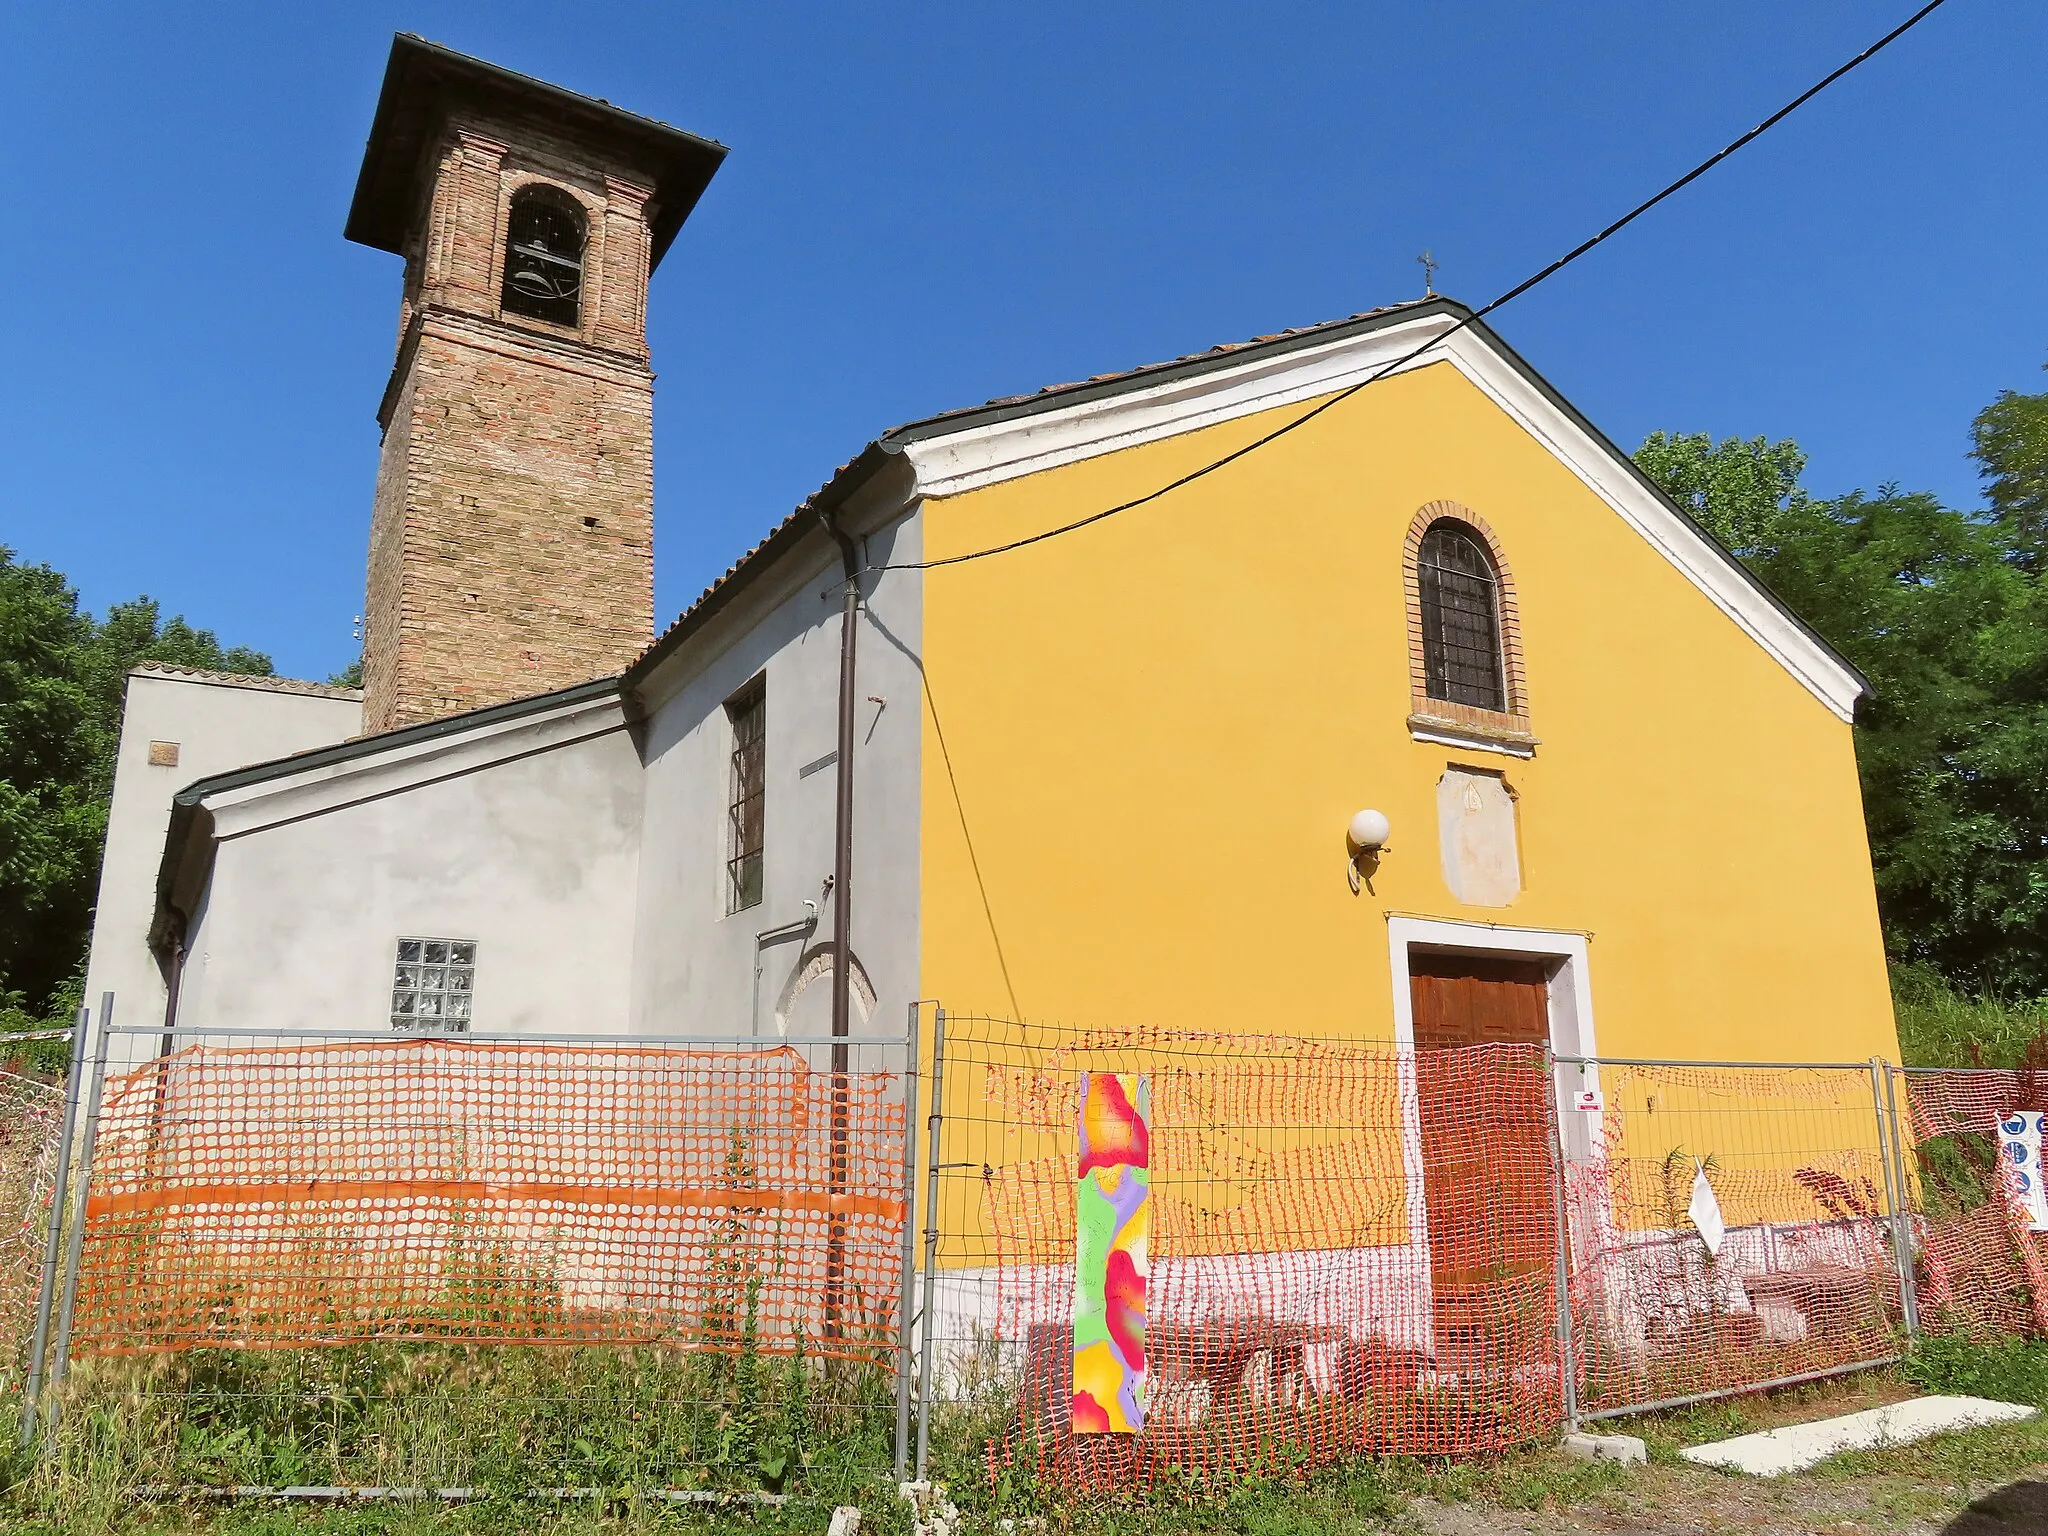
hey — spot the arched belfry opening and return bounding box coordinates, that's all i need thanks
[500,186,586,328]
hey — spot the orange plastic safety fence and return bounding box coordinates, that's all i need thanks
[1898,1068,2048,1340]
[918,1023,1944,1494]
[931,1021,1566,1494]
[71,1038,906,1363]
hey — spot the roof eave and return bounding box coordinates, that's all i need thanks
[619,293,1867,716]
[343,33,728,270]
[881,297,1466,447]
[1447,312,1872,704]
[621,440,905,697]
[149,674,626,952]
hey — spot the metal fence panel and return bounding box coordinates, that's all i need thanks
[44,1025,913,1499]
[917,1017,1567,1494]
[1557,1060,1905,1421]
[30,1005,2029,1502]
[0,1039,72,1411]
[912,1022,1939,1484]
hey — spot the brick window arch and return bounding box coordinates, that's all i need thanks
[1403,501,1534,752]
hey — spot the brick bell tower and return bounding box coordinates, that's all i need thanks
[345,36,725,732]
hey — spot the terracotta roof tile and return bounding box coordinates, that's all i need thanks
[131,662,364,702]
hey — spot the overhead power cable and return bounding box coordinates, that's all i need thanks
[886,0,1951,573]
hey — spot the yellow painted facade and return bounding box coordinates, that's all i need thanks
[916,358,1898,1066]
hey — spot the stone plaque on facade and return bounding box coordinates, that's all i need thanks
[1437,767,1521,906]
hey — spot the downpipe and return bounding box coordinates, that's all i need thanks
[821,510,860,1342]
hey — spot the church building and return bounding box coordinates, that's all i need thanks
[84,35,1901,1077]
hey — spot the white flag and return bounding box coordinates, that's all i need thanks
[1689,1162,1726,1257]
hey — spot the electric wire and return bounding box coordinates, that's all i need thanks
[883,0,1952,573]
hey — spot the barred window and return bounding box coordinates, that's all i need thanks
[726,678,766,913]
[1417,520,1507,711]
[500,186,585,328]
[391,937,476,1033]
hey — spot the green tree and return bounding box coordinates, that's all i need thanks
[1634,432,2048,997]
[0,557,102,1027]
[0,550,271,1027]
[1973,364,2048,573]
[1632,431,1808,558]
[1761,492,2042,993]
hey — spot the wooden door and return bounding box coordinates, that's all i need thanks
[1409,952,1557,1368]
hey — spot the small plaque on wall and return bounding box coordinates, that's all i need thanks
[148,741,181,767]
[1437,767,1521,906]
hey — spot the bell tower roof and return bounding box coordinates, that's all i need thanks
[344,33,726,270]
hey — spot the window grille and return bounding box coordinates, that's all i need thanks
[391,938,476,1033]
[500,187,584,328]
[1417,520,1508,710]
[726,679,766,913]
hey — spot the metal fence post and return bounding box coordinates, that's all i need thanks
[18,1005,91,1450]
[1878,1061,1921,1337]
[893,1001,924,1480]
[45,993,114,1417]
[1866,1056,1917,1342]
[914,1005,947,1481]
[1543,1045,1581,1431]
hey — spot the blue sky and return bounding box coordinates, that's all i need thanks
[3,2,2041,683]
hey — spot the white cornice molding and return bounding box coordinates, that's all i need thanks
[902,314,1463,499]
[900,315,1863,723]
[1438,332,1863,723]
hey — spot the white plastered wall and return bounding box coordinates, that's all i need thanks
[170,693,642,1051]
[627,498,923,1043]
[83,670,361,1052]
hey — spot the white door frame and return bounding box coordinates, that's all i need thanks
[1387,915,1599,1061]
[1385,915,1606,1338]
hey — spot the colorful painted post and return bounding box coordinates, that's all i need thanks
[1073,1072,1149,1434]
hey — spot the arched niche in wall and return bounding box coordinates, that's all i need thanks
[773,942,878,1037]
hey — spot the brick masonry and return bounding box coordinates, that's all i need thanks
[362,107,661,733]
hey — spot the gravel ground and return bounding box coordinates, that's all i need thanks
[1396,1471,2028,1535]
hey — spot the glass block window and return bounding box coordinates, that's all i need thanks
[1417,520,1508,711]
[391,938,477,1033]
[726,678,766,913]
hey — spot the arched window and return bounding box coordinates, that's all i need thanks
[500,186,585,328]
[1416,518,1507,710]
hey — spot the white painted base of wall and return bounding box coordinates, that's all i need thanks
[918,1214,1889,1395]
[1678,1396,2036,1477]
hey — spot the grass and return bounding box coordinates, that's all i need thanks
[0,1495,883,1536]
[1904,1329,2048,1405]
[1892,964,2048,1068]
[10,1353,2048,1536]
[2,1340,900,1535]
